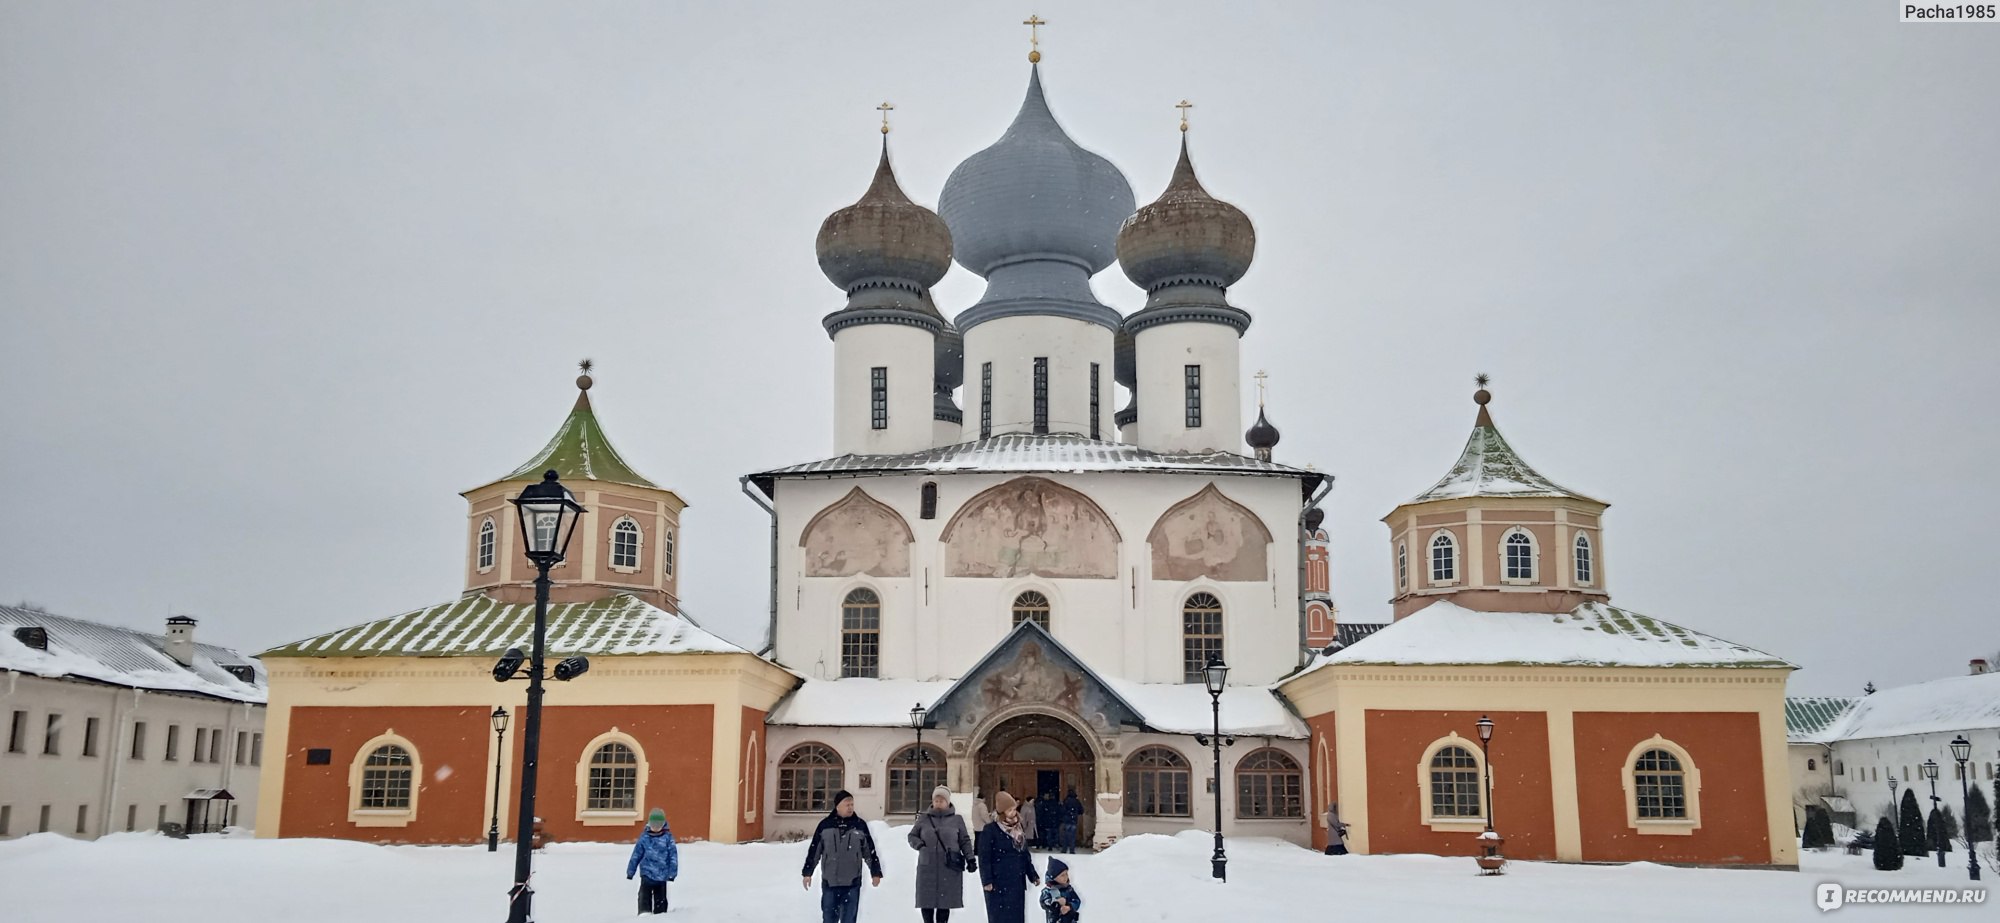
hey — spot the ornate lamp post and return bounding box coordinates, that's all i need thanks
[1474,716,1504,874]
[1193,656,1234,881]
[1951,735,1979,881]
[910,703,929,808]
[1922,759,1944,867]
[495,470,587,923]
[487,706,511,852]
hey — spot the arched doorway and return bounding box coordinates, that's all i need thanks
[976,713,1095,849]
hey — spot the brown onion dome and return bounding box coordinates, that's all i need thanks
[1246,406,1281,452]
[816,144,954,292]
[1116,137,1255,291]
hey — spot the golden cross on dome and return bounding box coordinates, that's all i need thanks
[1255,369,1269,407]
[1176,99,1194,133]
[878,101,894,135]
[1023,14,1047,62]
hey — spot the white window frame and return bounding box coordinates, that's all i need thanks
[1397,542,1408,590]
[1417,733,1487,832]
[1428,531,1459,586]
[662,528,675,578]
[609,517,644,574]
[1501,527,1537,585]
[1574,532,1593,586]
[574,729,649,826]
[477,517,496,573]
[347,732,421,827]
[1621,735,1702,835]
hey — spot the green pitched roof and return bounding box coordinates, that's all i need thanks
[1785,696,1860,742]
[1409,399,1599,505]
[262,593,745,659]
[501,390,657,489]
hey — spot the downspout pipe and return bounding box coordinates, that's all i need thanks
[1298,475,1334,669]
[740,476,779,657]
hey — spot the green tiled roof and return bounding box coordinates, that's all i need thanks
[1785,696,1860,742]
[1409,400,1599,505]
[262,593,744,659]
[501,391,657,489]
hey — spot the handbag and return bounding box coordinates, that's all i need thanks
[947,850,967,873]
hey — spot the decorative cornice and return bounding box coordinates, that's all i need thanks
[954,296,1124,334]
[823,305,946,338]
[1123,302,1252,337]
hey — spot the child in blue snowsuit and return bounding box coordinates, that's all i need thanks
[1038,857,1082,922]
[627,808,680,914]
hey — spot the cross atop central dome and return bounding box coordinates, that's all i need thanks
[938,66,1136,333]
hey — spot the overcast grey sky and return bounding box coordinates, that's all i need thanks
[2,2,1994,696]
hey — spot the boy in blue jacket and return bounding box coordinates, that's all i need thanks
[627,808,679,914]
[1039,857,1081,922]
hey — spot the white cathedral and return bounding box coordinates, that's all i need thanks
[746,61,1333,846]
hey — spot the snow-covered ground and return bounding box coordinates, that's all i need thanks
[2,826,1991,922]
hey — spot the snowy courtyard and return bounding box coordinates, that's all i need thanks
[3,826,1990,922]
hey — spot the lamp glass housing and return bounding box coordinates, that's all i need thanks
[1476,716,1495,742]
[1921,759,1939,781]
[512,470,586,561]
[909,704,927,730]
[491,706,510,734]
[1203,657,1229,695]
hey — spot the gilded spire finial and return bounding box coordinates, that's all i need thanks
[1255,369,1269,408]
[1176,99,1194,133]
[877,101,894,135]
[1023,14,1047,63]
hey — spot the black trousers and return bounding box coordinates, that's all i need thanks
[920,910,952,923]
[637,877,668,914]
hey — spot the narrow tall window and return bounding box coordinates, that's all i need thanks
[7,710,25,753]
[587,742,640,811]
[75,805,86,834]
[1504,529,1535,581]
[477,518,495,570]
[165,725,180,761]
[1397,543,1408,589]
[359,745,414,810]
[1633,749,1688,819]
[1182,592,1224,683]
[43,714,60,755]
[82,717,99,757]
[1184,364,1202,427]
[131,721,147,760]
[1011,591,1051,631]
[193,728,207,763]
[920,482,938,520]
[1430,533,1457,583]
[611,518,641,570]
[1428,746,1482,818]
[0,805,8,835]
[840,588,881,678]
[870,366,889,430]
[251,733,263,766]
[126,804,136,832]
[1575,533,1593,584]
[980,362,993,439]
[1089,362,1101,440]
[662,530,675,578]
[1032,358,1049,434]
[235,731,248,766]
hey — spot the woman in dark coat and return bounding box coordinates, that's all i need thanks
[908,785,974,922]
[976,791,1041,923]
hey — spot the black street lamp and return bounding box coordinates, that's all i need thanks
[496,470,586,923]
[1921,759,1943,868]
[1193,656,1234,882]
[1951,735,1979,881]
[910,703,929,805]
[1475,716,1496,834]
[488,706,511,852]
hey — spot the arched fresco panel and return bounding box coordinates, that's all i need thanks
[1146,482,1273,582]
[941,477,1120,579]
[799,487,913,578]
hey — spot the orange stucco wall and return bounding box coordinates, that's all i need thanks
[1305,713,1336,852]
[280,705,493,843]
[1572,711,1771,865]
[1363,709,1557,859]
[738,706,767,843]
[530,704,714,843]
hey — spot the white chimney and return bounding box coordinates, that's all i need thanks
[1973,659,1991,676]
[165,616,197,667]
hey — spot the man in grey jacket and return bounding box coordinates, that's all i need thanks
[801,790,883,923]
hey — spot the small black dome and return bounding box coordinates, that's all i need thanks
[1245,406,1281,451]
[1304,506,1325,533]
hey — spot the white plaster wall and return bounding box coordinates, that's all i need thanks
[1116,732,1310,846]
[0,674,264,839]
[1828,728,2000,826]
[833,324,937,456]
[772,470,1306,686]
[1132,322,1242,454]
[962,317,1115,439]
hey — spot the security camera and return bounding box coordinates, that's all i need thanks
[553,656,591,682]
[492,648,526,682]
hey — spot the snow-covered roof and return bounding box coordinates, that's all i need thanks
[1812,672,2000,743]
[1300,600,1792,672]
[749,433,1324,498]
[766,678,957,727]
[1785,696,1861,743]
[262,593,749,659]
[1406,402,1598,505]
[0,605,266,704]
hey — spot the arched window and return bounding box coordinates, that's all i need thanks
[587,742,639,811]
[1427,745,1482,819]
[1429,532,1457,584]
[1807,758,1817,771]
[840,589,880,678]
[1011,591,1051,631]
[1574,532,1593,585]
[663,529,675,578]
[477,518,496,571]
[1182,592,1224,683]
[1124,747,1192,817]
[920,481,938,520]
[359,745,414,810]
[1397,542,1407,589]
[1503,528,1535,582]
[1633,748,1687,819]
[1235,748,1304,819]
[777,744,844,813]
[611,518,641,571]
[886,744,947,815]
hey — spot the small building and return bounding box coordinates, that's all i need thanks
[1793,662,2000,829]
[1783,695,1859,827]
[0,606,267,839]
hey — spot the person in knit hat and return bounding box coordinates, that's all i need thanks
[908,784,974,922]
[1038,857,1082,923]
[625,807,679,914]
[976,790,1041,923]
[801,790,882,923]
